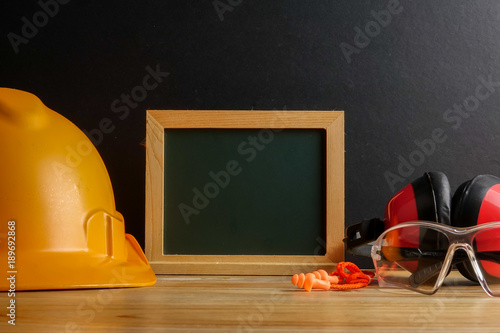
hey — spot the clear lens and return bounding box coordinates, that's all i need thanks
[374,225,450,294]
[473,227,500,296]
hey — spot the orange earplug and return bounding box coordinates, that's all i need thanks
[303,273,330,292]
[315,269,339,285]
[292,270,340,291]
[291,273,306,288]
[291,262,375,292]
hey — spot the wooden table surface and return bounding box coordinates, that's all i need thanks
[1,271,499,332]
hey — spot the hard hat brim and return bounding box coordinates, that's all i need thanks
[1,234,157,291]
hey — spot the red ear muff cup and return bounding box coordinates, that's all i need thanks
[383,172,451,273]
[383,182,421,273]
[452,175,500,282]
[384,172,451,228]
[472,180,500,281]
[383,182,419,230]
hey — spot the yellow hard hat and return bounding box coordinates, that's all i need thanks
[0,88,156,290]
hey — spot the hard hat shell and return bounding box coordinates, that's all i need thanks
[0,88,156,290]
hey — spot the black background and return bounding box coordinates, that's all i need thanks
[2,0,500,267]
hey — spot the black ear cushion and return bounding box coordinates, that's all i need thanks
[452,175,500,227]
[452,175,500,282]
[412,172,452,278]
[426,172,452,225]
[452,179,477,282]
[412,172,451,224]
[451,180,472,227]
[456,255,478,282]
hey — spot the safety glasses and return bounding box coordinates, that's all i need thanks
[371,221,500,297]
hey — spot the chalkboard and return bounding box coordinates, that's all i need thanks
[145,110,344,275]
[163,128,326,255]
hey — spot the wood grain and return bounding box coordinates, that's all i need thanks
[1,272,498,332]
[147,110,342,129]
[145,111,165,261]
[145,110,344,275]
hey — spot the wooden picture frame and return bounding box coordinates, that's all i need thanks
[145,110,344,275]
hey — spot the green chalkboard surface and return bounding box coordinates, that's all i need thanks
[163,128,326,255]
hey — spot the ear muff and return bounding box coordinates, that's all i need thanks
[452,175,500,282]
[345,171,451,258]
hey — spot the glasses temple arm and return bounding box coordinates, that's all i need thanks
[395,249,500,287]
[344,218,385,257]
